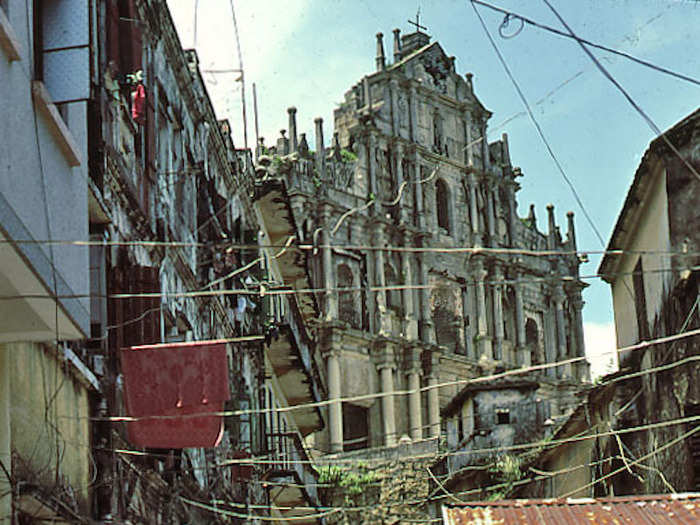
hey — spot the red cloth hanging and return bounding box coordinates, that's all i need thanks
[131,83,146,125]
[120,340,230,449]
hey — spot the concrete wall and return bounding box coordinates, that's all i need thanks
[1,342,92,513]
[0,0,90,339]
[611,164,671,350]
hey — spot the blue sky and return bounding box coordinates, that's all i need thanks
[168,0,699,375]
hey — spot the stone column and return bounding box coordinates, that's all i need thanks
[414,158,424,229]
[481,120,490,171]
[373,224,389,335]
[419,249,436,345]
[321,204,337,320]
[287,107,298,152]
[406,346,423,440]
[401,230,417,339]
[553,285,570,378]
[514,271,528,366]
[395,145,405,223]
[427,351,441,439]
[368,133,379,212]
[314,118,325,181]
[467,177,480,245]
[390,79,400,134]
[571,294,586,380]
[507,180,518,247]
[486,187,496,246]
[0,345,11,524]
[462,286,473,358]
[409,85,418,143]
[327,349,343,453]
[375,344,397,446]
[464,111,474,167]
[472,259,491,359]
[492,263,504,362]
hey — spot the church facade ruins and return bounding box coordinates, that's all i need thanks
[254,26,590,464]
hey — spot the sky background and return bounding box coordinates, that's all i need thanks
[167,0,699,376]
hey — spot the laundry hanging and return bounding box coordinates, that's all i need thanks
[120,340,230,448]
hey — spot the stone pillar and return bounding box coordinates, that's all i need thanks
[462,286,473,358]
[395,145,405,222]
[472,259,492,360]
[406,346,423,440]
[567,211,577,252]
[514,272,529,366]
[327,349,343,453]
[486,187,496,246]
[376,32,386,71]
[375,344,397,446]
[464,111,474,167]
[409,86,418,143]
[401,230,417,339]
[481,120,490,171]
[507,180,518,247]
[368,133,379,211]
[553,285,569,378]
[571,294,586,380]
[0,345,11,524]
[546,204,557,251]
[492,263,504,362]
[393,28,402,62]
[467,177,480,245]
[419,249,435,344]
[390,79,400,134]
[287,107,298,153]
[414,159,424,229]
[314,117,325,181]
[321,204,337,320]
[373,225,389,335]
[427,351,441,438]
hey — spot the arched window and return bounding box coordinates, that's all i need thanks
[337,264,359,328]
[436,179,451,234]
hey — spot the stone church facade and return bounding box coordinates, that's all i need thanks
[255,27,589,458]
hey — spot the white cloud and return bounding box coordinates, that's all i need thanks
[584,322,618,378]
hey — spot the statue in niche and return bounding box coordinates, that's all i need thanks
[433,111,444,154]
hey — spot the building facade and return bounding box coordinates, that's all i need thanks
[599,108,700,494]
[256,26,589,465]
[1,0,327,522]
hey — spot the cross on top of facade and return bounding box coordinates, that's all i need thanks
[408,8,428,33]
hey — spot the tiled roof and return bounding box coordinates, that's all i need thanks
[442,493,700,524]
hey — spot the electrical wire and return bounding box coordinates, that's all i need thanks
[470,0,607,248]
[471,0,700,87]
[541,0,700,184]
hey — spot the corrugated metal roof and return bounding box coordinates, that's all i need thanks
[442,493,700,524]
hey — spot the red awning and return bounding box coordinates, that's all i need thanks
[120,340,230,449]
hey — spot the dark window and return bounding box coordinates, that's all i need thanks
[526,318,541,365]
[633,258,649,341]
[436,179,450,233]
[496,409,510,425]
[342,403,369,451]
[32,0,44,80]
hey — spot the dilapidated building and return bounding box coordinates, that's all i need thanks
[599,108,700,495]
[255,24,590,502]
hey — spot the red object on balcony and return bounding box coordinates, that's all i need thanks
[120,340,230,449]
[131,83,146,124]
